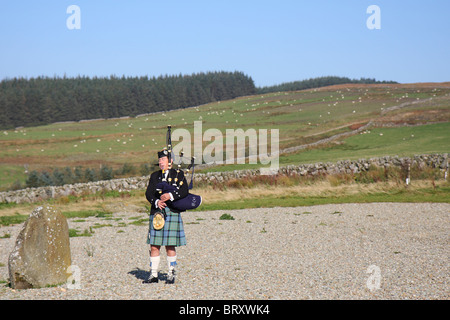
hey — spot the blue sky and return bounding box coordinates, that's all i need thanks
[0,0,449,87]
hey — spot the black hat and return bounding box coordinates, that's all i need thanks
[158,149,169,159]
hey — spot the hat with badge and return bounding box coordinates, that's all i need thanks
[158,148,169,159]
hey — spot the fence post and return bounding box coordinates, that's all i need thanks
[445,160,448,181]
[406,159,411,186]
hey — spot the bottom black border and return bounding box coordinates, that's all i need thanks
[0,299,445,319]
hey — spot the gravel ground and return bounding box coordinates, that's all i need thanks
[0,202,448,300]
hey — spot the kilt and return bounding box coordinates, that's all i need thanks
[147,207,186,247]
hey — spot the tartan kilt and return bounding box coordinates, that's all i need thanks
[147,207,186,247]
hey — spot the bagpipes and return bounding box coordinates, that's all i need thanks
[156,125,202,212]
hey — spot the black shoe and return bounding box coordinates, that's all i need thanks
[142,274,158,284]
[166,271,175,284]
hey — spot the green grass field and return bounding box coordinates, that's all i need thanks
[1,82,449,190]
[1,177,448,224]
[280,121,450,164]
[204,122,450,172]
[195,186,450,211]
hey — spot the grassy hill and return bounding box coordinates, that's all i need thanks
[1,82,449,191]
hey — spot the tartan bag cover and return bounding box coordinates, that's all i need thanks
[147,207,187,246]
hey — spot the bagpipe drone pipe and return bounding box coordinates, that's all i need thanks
[157,125,202,211]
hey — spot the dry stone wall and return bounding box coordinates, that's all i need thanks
[0,153,447,204]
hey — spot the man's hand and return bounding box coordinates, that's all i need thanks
[157,200,167,210]
[160,193,171,202]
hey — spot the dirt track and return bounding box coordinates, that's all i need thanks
[1,202,448,300]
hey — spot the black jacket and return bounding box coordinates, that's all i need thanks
[145,169,189,215]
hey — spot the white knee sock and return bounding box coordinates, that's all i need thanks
[167,255,177,274]
[150,256,160,277]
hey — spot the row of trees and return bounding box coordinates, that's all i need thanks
[257,76,397,94]
[0,71,256,129]
[23,163,157,189]
[0,72,397,129]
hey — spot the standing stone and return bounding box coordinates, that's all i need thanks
[8,206,72,289]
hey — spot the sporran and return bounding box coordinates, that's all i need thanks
[152,211,166,230]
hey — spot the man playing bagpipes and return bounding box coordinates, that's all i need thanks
[143,126,202,284]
